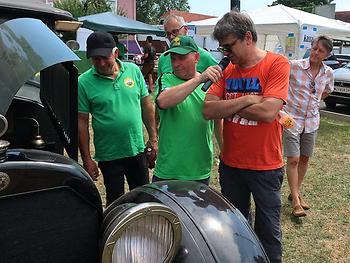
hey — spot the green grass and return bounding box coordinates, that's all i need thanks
[89,116,350,263]
[208,117,350,263]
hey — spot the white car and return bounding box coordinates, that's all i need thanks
[324,62,350,108]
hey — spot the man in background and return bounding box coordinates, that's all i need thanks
[158,14,218,76]
[111,34,128,60]
[142,35,156,92]
[283,35,334,217]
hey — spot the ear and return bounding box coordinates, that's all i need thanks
[245,31,253,45]
[194,52,200,63]
[113,47,119,58]
[183,25,189,35]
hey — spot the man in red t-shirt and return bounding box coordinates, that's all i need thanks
[202,11,290,263]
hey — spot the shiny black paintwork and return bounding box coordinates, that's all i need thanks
[0,17,79,159]
[105,180,269,263]
[0,148,102,213]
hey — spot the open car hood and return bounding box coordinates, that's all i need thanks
[0,17,79,115]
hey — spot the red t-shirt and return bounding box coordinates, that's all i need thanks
[208,52,290,170]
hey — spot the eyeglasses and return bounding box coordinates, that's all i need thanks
[217,38,239,53]
[166,25,184,38]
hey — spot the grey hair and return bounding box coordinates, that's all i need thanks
[213,11,257,42]
[312,35,333,53]
[164,14,186,27]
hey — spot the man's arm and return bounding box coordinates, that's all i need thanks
[141,96,158,151]
[203,94,263,120]
[237,97,284,123]
[321,92,330,100]
[157,65,223,109]
[78,112,99,181]
[214,119,223,151]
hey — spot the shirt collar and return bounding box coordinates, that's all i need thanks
[92,58,125,79]
[302,57,326,73]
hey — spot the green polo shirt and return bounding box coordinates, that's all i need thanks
[78,60,148,161]
[157,46,218,76]
[154,73,214,180]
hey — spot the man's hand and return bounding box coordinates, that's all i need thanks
[83,158,99,181]
[199,65,223,84]
[145,138,158,169]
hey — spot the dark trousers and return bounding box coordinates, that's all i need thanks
[219,161,284,263]
[152,175,210,186]
[98,153,149,206]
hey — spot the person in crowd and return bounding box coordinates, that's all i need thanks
[112,34,128,60]
[283,35,334,217]
[141,36,157,92]
[78,31,157,205]
[157,14,223,153]
[203,11,290,263]
[154,35,225,185]
[158,14,218,76]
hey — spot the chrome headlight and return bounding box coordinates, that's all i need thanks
[102,202,181,263]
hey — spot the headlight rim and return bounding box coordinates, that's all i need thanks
[101,202,182,263]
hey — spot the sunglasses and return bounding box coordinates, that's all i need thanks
[166,25,184,38]
[310,80,316,94]
[217,38,239,53]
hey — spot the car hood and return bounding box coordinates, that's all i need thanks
[0,17,79,115]
[333,67,350,82]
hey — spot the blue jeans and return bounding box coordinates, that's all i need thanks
[219,161,284,263]
[98,153,149,206]
[152,175,210,186]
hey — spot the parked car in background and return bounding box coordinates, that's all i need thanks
[324,62,350,108]
[333,53,350,66]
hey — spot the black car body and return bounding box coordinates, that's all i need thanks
[0,1,269,262]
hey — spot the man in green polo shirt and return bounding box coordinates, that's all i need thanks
[78,31,157,205]
[157,14,218,76]
[153,35,223,184]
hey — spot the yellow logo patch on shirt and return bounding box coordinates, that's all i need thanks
[124,77,135,88]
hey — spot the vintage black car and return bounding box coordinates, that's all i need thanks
[0,1,269,262]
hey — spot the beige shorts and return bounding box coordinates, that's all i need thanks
[283,129,317,157]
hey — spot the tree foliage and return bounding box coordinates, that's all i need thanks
[270,0,334,13]
[136,0,190,24]
[54,0,126,18]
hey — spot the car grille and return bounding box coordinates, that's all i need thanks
[334,81,350,88]
[332,81,350,97]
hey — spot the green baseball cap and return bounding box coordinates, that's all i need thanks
[164,35,198,56]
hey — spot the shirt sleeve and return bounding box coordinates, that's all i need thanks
[78,79,90,113]
[325,68,334,93]
[143,45,150,55]
[197,48,218,73]
[263,55,290,102]
[137,66,149,98]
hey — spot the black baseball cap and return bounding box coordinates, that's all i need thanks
[86,31,116,58]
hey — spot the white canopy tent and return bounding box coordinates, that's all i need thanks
[190,5,350,59]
